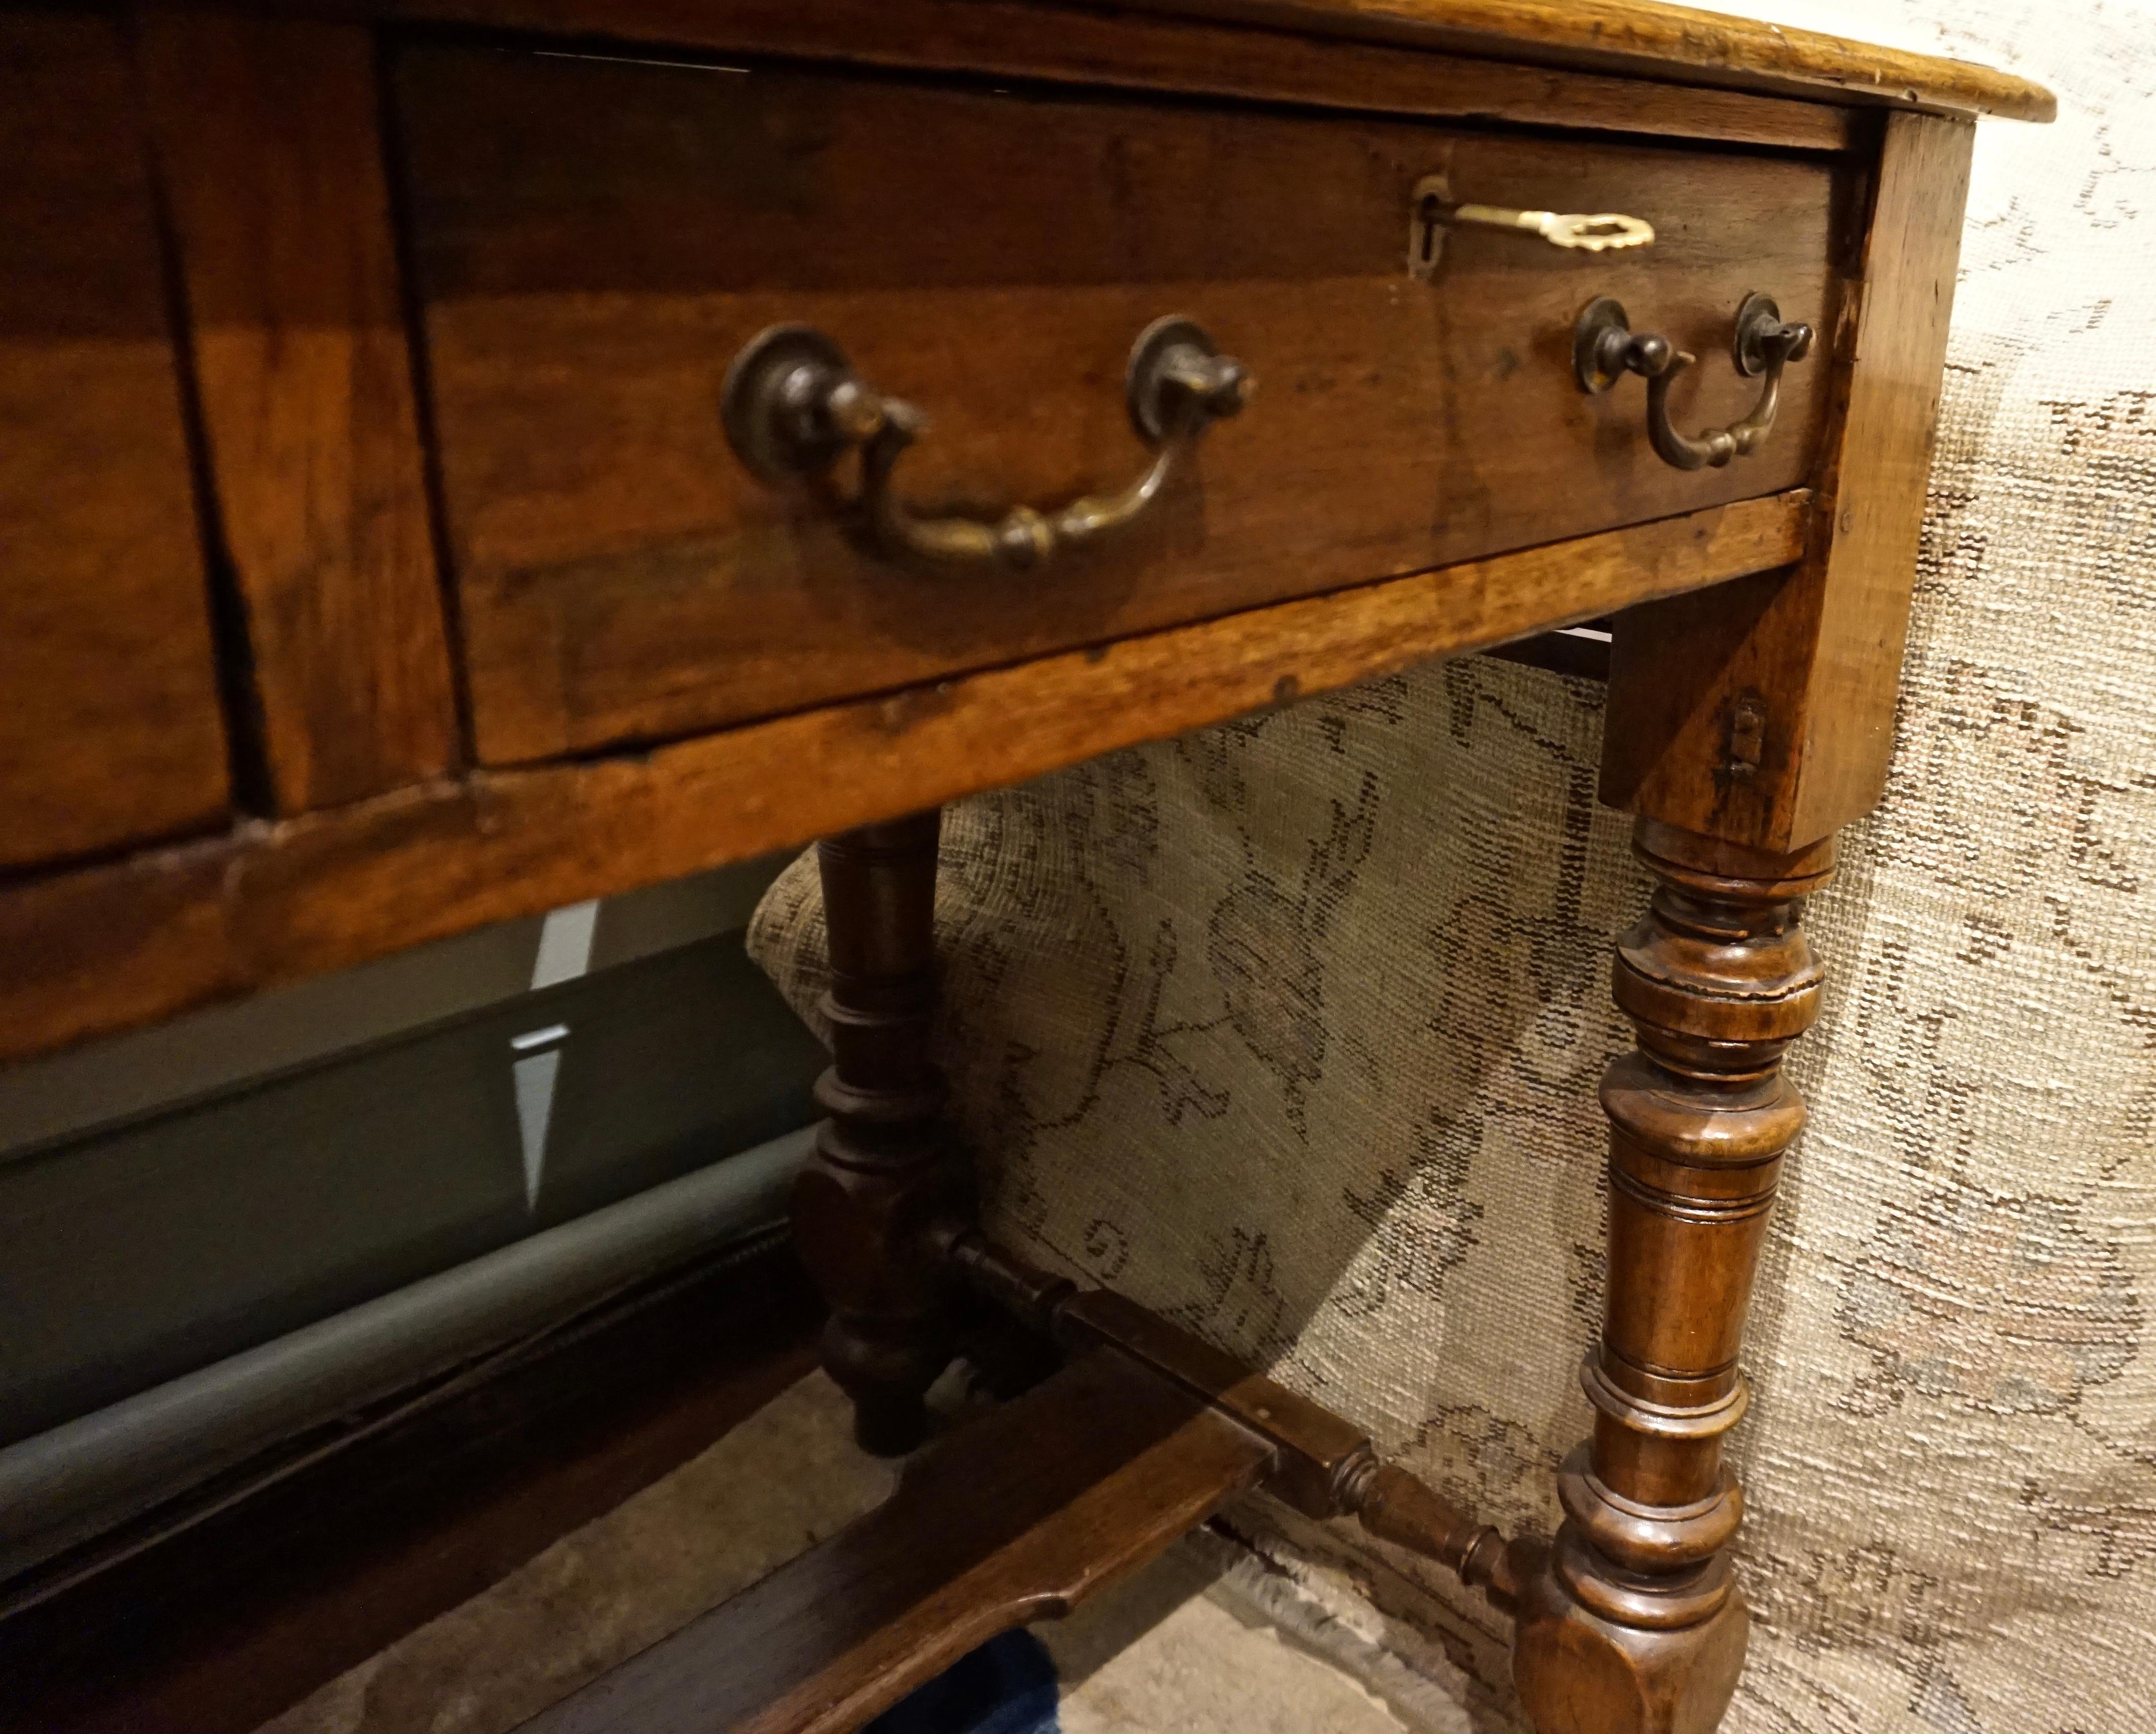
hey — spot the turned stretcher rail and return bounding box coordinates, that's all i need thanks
[943,1227,1526,1603]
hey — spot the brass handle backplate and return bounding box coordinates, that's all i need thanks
[721,317,1249,571]
[1573,292,1815,471]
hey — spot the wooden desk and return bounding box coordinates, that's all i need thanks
[1,3,2048,1728]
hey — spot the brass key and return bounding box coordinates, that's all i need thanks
[1408,174,1654,280]
[1447,204,1656,250]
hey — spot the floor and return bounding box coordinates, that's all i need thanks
[0,1243,827,1734]
[254,1370,1448,1734]
[1045,1532,1453,1734]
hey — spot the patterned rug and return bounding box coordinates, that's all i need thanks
[749,5,2156,1729]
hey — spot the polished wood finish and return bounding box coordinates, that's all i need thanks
[339,0,1860,153]
[0,496,1802,1065]
[1112,0,2057,120]
[397,47,1840,761]
[0,10,229,868]
[1783,113,1979,846]
[139,11,461,813]
[1600,112,1976,852]
[793,813,964,1454]
[517,1348,1275,1734]
[1512,819,1833,1734]
[218,0,2057,121]
[0,8,2048,1728]
[1043,1280,1517,1598]
[948,1232,1531,1591]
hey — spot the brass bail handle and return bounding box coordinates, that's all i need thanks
[1573,292,1815,472]
[721,317,1250,571]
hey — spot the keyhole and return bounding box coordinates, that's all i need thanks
[1726,693,1767,777]
[1419,194,1442,265]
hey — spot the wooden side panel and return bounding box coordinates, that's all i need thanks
[0,496,1802,1063]
[140,12,460,813]
[397,48,1843,765]
[1786,114,1975,844]
[0,11,230,869]
[1600,112,1975,850]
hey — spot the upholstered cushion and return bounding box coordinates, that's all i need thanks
[750,5,2156,1727]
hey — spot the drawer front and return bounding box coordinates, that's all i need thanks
[398,47,1846,765]
[2,13,230,867]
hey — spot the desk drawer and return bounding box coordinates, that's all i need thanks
[397,46,1846,764]
[3,14,229,866]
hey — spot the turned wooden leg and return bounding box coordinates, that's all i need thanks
[1513,819,1834,1734]
[792,812,966,1455]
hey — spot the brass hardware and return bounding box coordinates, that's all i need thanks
[1410,172,1653,281]
[721,317,1248,570]
[1455,205,1657,250]
[1725,692,1767,779]
[1573,291,1814,471]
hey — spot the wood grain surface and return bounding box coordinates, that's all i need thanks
[795,812,966,1456]
[0,11,230,869]
[289,0,1860,153]
[1513,819,1835,1734]
[1601,112,1975,850]
[396,47,1845,762]
[1782,112,1977,845]
[517,1349,1273,1734]
[206,0,2056,123]
[139,13,461,814]
[0,495,1803,1064]
[1109,0,2056,120]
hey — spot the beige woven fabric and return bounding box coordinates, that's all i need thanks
[750,5,2156,1727]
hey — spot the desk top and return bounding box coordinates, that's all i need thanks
[319,0,2055,122]
[1114,0,2055,120]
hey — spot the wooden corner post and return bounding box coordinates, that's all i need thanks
[793,812,966,1456]
[1520,112,1977,1733]
[1598,111,1975,852]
